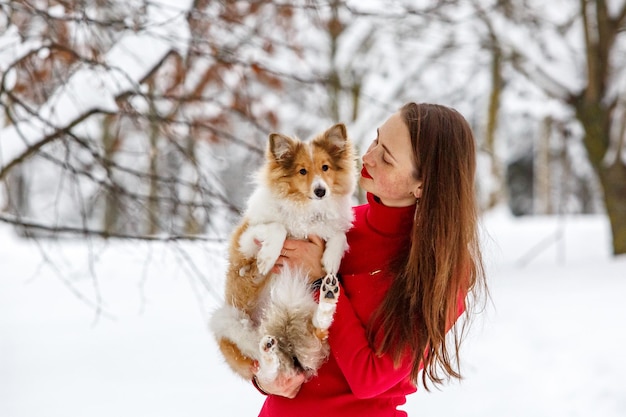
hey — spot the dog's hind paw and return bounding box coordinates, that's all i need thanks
[313,274,340,332]
[257,335,279,382]
[260,335,277,353]
[320,273,340,302]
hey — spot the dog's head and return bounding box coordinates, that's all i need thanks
[263,123,356,203]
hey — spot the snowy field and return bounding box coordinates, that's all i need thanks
[1,208,625,417]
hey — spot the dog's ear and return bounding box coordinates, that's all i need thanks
[269,133,296,162]
[324,123,348,150]
[316,123,349,159]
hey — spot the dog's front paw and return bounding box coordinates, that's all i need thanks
[256,240,282,275]
[238,229,261,258]
[238,265,250,277]
[256,252,278,276]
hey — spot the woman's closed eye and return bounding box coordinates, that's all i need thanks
[376,141,391,165]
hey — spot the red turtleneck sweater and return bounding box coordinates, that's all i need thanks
[258,193,418,417]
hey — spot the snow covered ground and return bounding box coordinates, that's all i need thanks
[1,208,625,417]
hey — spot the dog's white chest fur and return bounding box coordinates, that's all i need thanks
[249,186,352,237]
[238,186,353,276]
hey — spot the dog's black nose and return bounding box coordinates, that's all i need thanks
[314,187,326,198]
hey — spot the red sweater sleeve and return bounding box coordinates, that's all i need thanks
[327,285,415,399]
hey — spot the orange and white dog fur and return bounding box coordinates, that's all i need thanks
[210,123,356,386]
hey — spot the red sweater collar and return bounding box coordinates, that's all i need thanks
[364,193,415,236]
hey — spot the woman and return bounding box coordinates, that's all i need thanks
[252,102,487,416]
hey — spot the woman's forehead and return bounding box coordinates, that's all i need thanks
[379,112,412,154]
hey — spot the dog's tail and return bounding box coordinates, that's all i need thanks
[266,266,318,316]
[209,304,260,360]
[261,266,328,376]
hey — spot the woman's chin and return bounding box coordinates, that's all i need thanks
[358,176,372,191]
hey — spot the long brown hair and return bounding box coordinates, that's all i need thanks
[369,102,487,389]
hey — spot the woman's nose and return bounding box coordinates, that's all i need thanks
[362,149,373,165]
[362,142,376,165]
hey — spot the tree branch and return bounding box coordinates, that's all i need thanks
[0,211,225,241]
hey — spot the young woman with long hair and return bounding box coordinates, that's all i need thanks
[251,102,488,416]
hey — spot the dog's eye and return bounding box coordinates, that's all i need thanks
[322,165,329,171]
[299,168,307,175]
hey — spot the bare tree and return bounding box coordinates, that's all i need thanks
[4,1,619,257]
[475,0,626,254]
[0,0,313,241]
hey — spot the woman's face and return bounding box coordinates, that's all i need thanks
[360,111,422,207]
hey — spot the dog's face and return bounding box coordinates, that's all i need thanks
[264,123,355,203]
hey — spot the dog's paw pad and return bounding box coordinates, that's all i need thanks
[257,335,279,381]
[320,273,340,302]
[260,335,277,353]
[313,274,339,332]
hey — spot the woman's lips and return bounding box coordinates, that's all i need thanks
[361,166,372,179]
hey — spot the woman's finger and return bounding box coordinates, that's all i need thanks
[282,373,306,398]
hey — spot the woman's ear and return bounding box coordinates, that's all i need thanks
[412,182,423,199]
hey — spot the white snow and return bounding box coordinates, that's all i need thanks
[1,208,625,417]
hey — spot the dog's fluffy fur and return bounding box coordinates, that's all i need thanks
[210,123,356,385]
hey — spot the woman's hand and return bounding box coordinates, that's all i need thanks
[272,235,326,279]
[251,362,306,398]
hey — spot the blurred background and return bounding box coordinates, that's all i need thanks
[1,0,625,248]
[0,1,625,416]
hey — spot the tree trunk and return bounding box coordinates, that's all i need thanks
[484,43,504,210]
[102,115,120,237]
[184,136,201,235]
[148,123,160,236]
[327,0,343,122]
[576,100,626,255]
[600,160,626,255]
[147,83,160,236]
[535,116,553,214]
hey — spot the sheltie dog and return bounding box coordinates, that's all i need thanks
[210,123,356,385]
